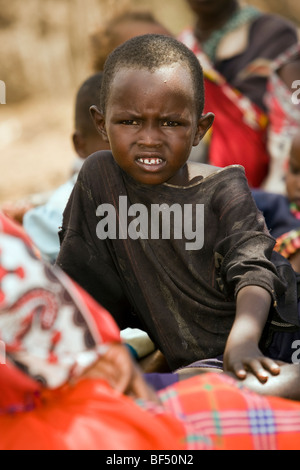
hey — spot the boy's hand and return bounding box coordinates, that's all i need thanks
[225,286,281,384]
[224,341,281,383]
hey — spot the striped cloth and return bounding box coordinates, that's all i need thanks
[156,373,300,450]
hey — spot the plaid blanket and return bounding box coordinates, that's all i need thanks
[156,373,300,450]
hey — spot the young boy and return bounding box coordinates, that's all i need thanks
[57,34,300,384]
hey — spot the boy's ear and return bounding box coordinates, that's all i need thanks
[193,112,214,146]
[89,105,109,142]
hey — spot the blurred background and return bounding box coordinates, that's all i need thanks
[0,0,299,204]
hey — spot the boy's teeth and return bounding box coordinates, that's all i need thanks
[138,158,162,165]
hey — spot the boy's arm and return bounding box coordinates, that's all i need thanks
[223,285,281,383]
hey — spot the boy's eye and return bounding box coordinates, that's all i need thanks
[162,120,179,127]
[121,120,138,125]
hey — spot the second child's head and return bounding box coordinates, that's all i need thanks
[91,34,214,186]
[90,10,171,72]
[73,72,110,160]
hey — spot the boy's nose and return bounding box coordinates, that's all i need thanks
[137,123,162,147]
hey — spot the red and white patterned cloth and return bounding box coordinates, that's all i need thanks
[0,212,120,397]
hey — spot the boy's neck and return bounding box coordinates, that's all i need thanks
[165,164,190,186]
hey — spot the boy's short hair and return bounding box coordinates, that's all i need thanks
[100,34,205,119]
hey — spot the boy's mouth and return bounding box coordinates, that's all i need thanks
[137,157,163,166]
[135,155,166,171]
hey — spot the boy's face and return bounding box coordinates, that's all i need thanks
[96,64,211,185]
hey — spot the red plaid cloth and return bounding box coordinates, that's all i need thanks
[156,373,300,450]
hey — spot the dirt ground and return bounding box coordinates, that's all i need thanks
[1,0,298,209]
[0,92,77,206]
[0,0,192,209]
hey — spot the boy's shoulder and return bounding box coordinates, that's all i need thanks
[82,150,115,170]
[187,162,244,181]
[86,150,113,162]
[189,162,220,179]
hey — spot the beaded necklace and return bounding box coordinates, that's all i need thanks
[202,6,261,62]
[290,202,300,220]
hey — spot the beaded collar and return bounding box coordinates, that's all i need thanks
[202,6,261,62]
[290,202,300,220]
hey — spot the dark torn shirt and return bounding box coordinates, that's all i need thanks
[57,151,298,370]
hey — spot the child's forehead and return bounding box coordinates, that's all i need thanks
[113,62,192,83]
[108,65,196,106]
